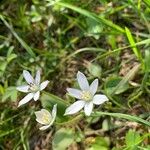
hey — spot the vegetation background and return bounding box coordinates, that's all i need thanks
[0,0,150,149]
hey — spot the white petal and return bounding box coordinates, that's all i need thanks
[50,104,57,125]
[40,80,49,90]
[35,111,47,125]
[35,70,41,85]
[93,94,108,105]
[52,104,57,120]
[41,109,52,121]
[35,109,52,124]
[23,70,34,84]
[33,91,40,101]
[16,85,29,93]
[18,93,34,107]
[77,71,89,91]
[64,100,85,115]
[67,88,82,99]
[84,101,93,116]
[89,79,98,95]
[39,124,51,130]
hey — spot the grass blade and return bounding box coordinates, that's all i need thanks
[143,0,150,8]
[0,15,36,58]
[125,27,142,61]
[93,38,150,61]
[144,49,150,72]
[93,112,150,127]
[0,128,20,138]
[57,2,125,33]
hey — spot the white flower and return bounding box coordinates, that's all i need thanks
[35,104,57,130]
[17,70,49,107]
[64,71,108,116]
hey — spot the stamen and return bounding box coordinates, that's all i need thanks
[42,114,51,124]
[81,91,92,101]
[29,83,39,92]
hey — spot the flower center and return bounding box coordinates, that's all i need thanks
[81,91,92,101]
[29,83,39,92]
[42,114,51,124]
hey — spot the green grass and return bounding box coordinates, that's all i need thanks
[0,0,150,149]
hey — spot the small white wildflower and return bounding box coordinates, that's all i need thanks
[35,104,57,130]
[17,70,49,107]
[64,71,108,116]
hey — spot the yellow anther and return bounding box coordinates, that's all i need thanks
[42,114,51,124]
[81,91,92,101]
[29,83,39,92]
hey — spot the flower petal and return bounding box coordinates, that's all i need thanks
[77,71,89,91]
[67,88,82,99]
[93,94,108,105]
[89,79,98,95]
[64,100,85,115]
[23,70,34,84]
[35,70,41,85]
[18,93,34,107]
[16,85,29,93]
[35,110,47,125]
[35,109,52,124]
[40,80,49,90]
[84,101,93,116]
[39,124,51,130]
[41,109,52,122]
[50,104,57,125]
[33,91,40,101]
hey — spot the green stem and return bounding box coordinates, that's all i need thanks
[55,114,83,126]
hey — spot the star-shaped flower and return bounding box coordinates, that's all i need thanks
[35,104,57,130]
[17,70,49,107]
[64,71,108,116]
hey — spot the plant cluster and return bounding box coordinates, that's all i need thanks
[0,0,150,149]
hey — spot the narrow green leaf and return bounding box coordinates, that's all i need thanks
[125,27,142,61]
[0,113,23,125]
[143,0,150,8]
[93,38,150,61]
[0,128,20,138]
[93,112,150,127]
[0,15,36,58]
[57,2,125,33]
[144,49,150,72]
